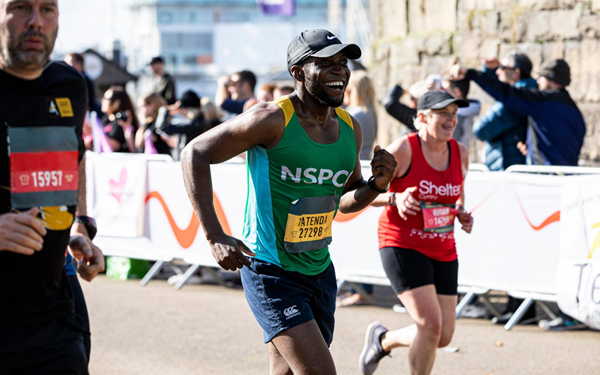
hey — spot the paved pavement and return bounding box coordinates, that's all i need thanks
[82,276,600,375]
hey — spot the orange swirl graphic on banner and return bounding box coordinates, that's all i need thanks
[145,191,231,249]
[334,208,367,222]
[513,192,561,231]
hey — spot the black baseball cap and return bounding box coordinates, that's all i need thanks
[287,29,361,73]
[180,90,200,108]
[150,56,164,65]
[417,91,469,111]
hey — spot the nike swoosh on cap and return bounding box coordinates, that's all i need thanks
[327,35,338,40]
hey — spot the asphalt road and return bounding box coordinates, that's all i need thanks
[82,276,600,375]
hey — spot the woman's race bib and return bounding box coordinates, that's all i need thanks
[421,202,458,233]
[283,195,338,254]
[9,126,79,209]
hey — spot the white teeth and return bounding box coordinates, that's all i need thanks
[326,81,343,87]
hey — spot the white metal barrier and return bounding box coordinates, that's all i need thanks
[87,153,600,330]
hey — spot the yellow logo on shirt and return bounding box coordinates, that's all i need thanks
[39,206,74,231]
[55,98,74,117]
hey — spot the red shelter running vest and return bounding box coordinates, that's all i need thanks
[378,133,463,261]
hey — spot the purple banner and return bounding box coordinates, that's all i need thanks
[257,0,295,16]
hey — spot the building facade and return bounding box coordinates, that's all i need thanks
[128,0,337,98]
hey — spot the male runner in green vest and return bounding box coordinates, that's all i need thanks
[182,29,397,375]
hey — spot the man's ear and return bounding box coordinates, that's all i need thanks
[514,67,522,81]
[290,65,304,82]
[454,87,463,100]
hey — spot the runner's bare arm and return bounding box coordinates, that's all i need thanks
[181,103,285,271]
[370,136,412,207]
[339,115,397,213]
[456,143,473,233]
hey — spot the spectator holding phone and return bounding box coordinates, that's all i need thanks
[101,86,139,153]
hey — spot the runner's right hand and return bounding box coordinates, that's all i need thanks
[396,186,421,220]
[0,208,47,255]
[210,234,256,271]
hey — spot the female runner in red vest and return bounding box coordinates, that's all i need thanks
[359,90,474,375]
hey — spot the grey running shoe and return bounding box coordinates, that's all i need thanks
[359,321,390,375]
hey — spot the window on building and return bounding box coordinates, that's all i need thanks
[183,55,197,65]
[161,32,213,54]
[158,11,172,24]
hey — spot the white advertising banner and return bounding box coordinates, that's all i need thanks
[87,153,599,303]
[557,176,600,330]
[89,154,148,238]
[144,160,248,266]
[501,173,563,294]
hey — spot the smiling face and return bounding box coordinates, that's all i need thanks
[419,103,459,142]
[300,52,350,107]
[0,0,58,74]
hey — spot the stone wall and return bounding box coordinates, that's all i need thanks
[369,0,600,165]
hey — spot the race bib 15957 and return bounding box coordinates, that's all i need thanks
[9,126,79,209]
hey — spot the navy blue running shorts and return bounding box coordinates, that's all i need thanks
[240,258,337,346]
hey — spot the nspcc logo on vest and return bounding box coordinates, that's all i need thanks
[281,166,352,188]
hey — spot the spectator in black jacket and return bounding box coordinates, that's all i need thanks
[382,83,421,132]
[150,56,177,105]
[450,59,586,166]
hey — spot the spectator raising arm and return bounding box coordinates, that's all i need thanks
[382,85,418,132]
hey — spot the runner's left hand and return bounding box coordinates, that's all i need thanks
[370,145,397,192]
[456,207,474,234]
[68,235,105,282]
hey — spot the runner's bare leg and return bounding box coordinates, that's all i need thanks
[268,343,293,375]
[270,319,336,375]
[381,285,442,375]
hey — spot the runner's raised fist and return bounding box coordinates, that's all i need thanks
[370,145,397,192]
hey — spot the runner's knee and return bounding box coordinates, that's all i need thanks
[437,328,454,348]
[416,317,442,342]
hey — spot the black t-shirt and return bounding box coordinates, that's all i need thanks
[104,119,128,152]
[0,62,86,327]
[147,119,172,155]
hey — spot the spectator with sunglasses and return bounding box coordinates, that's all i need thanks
[472,53,538,171]
[215,70,256,116]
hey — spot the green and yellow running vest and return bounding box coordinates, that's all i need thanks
[243,96,357,275]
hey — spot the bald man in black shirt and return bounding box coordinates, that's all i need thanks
[0,1,103,373]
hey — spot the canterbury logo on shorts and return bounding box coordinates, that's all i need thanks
[283,305,300,319]
[283,194,338,254]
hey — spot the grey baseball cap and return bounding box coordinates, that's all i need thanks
[417,91,469,111]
